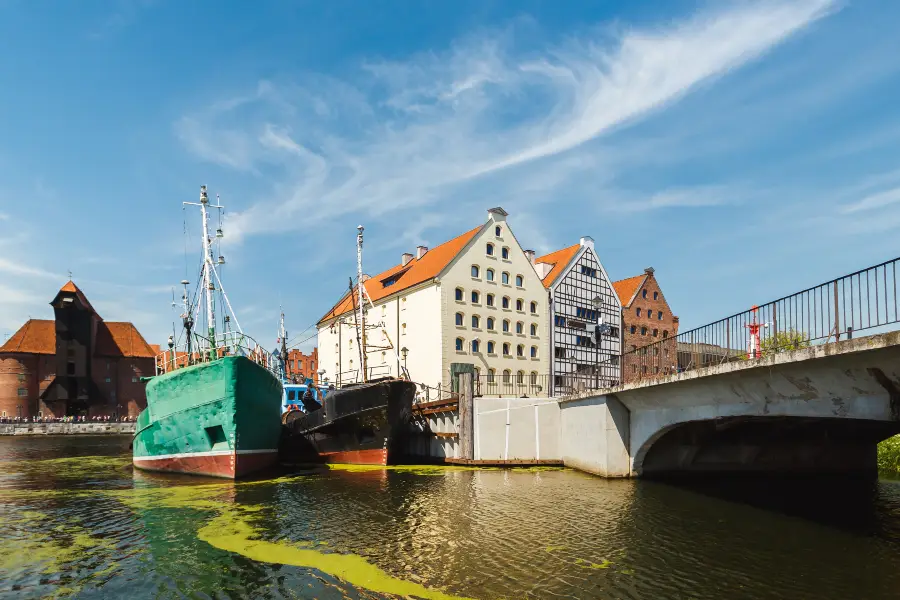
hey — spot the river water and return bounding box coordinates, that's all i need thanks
[1,436,899,599]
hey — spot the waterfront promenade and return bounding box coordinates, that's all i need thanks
[0,421,135,436]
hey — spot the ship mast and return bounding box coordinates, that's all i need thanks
[184,185,225,361]
[279,309,289,381]
[357,225,367,382]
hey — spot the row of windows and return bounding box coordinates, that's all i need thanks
[642,289,659,300]
[455,338,539,358]
[455,313,539,335]
[580,265,597,278]
[455,288,539,314]
[484,369,540,385]
[629,326,669,338]
[484,243,510,260]
[635,307,665,320]
[470,266,524,287]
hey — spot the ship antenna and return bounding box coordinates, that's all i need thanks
[279,308,289,381]
[357,225,367,382]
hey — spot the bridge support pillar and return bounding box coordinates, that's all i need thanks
[559,394,631,477]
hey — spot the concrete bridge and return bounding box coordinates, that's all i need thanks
[558,331,900,477]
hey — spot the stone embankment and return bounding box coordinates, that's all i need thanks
[0,422,136,436]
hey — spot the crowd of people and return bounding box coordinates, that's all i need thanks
[0,415,136,424]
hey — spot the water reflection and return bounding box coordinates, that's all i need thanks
[1,436,899,599]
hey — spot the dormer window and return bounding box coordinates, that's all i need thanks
[501,247,509,259]
[486,243,494,256]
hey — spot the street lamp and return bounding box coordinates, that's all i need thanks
[401,347,409,378]
[592,296,603,390]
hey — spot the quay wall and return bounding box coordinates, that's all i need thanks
[0,422,136,436]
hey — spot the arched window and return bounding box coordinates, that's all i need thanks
[455,312,464,326]
[471,265,480,278]
[516,321,523,334]
[455,288,463,301]
[642,289,647,299]
[486,269,495,282]
[517,344,524,357]
[515,275,523,287]
[455,338,464,351]
[636,308,642,317]
[641,327,647,335]
[648,310,653,318]
[402,323,407,335]
[472,315,480,328]
[495,226,502,237]
[663,330,669,338]
[516,370,524,384]
[502,296,510,309]
[502,369,511,383]
[486,243,494,256]
[530,346,537,358]
[503,319,510,332]
[503,343,510,356]
[487,317,495,330]
[486,294,495,306]
[472,339,480,353]
[530,371,538,384]
[487,341,495,354]
[653,328,658,337]
[471,290,480,304]
[502,272,510,285]
[502,247,509,259]
[530,301,537,314]
[630,325,636,334]
[530,323,537,335]
[488,368,496,382]
[516,299,523,311]
[658,312,663,321]
[654,291,659,300]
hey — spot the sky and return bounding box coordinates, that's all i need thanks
[2,0,900,352]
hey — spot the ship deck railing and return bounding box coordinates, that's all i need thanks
[154,331,279,376]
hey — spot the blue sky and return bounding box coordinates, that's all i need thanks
[2,0,900,351]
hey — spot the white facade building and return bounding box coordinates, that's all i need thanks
[533,237,622,396]
[317,208,551,398]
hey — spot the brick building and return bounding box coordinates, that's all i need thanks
[285,348,319,383]
[613,267,679,382]
[0,281,156,419]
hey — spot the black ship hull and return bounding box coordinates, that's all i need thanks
[280,378,415,465]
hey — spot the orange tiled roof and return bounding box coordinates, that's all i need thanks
[0,319,155,358]
[56,280,98,316]
[95,322,157,358]
[0,320,56,354]
[319,225,483,324]
[612,274,647,307]
[535,244,581,288]
[59,280,78,293]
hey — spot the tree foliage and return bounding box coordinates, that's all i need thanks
[761,329,810,355]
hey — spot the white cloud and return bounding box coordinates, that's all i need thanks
[176,0,836,242]
[841,186,900,214]
[0,258,60,280]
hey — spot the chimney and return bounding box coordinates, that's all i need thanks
[580,236,595,249]
[401,252,414,266]
[416,246,428,260]
[524,250,536,264]
[644,267,655,276]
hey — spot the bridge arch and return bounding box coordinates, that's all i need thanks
[633,415,899,477]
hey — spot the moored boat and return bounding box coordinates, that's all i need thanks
[133,186,284,479]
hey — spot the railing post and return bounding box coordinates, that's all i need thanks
[833,280,840,342]
[457,372,474,461]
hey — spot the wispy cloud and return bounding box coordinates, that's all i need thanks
[176,0,836,242]
[0,258,60,280]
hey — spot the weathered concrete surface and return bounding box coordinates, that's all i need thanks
[0,422,136,436]
[559,395,630,477]
[559,331,900,476]
[474,398,559,461]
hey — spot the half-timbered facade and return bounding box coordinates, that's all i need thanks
[534,237,621,395]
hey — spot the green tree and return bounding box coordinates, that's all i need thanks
[761,328,810,355]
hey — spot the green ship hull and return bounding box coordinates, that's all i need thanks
[132,355,283,478]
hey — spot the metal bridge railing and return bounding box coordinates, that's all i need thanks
[623,256,900,383]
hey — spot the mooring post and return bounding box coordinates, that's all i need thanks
[458,372,475,460]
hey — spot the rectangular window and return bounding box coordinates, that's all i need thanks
[67,362,76,375]
[554,315,566,327]
[17,388,27,397]
[17,373,25,381]
[554,347,567,359]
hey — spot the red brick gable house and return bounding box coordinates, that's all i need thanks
[0,281,155,419]
[613,267,679,383]
[286,348,319,384]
